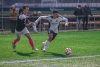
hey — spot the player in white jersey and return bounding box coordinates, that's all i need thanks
[35,10,68,51]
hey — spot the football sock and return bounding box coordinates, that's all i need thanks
[13,38,19,45]
[32,23,37,31]
[29,39,34,48]
[45,40,50,46]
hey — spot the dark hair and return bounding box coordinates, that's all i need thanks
[23,5,29,10]
[52,10,58,13]
[78,5,81,7]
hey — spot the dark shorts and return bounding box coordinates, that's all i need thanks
[48,29,57,40]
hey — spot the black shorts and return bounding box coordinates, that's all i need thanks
[48,29,57,40]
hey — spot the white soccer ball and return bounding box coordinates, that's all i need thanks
[65,48,72,55]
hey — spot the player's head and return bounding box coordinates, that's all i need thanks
[52,10,59,18]
[23,5,29,14]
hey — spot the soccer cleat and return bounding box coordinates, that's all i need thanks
[42,48,46,52]
[12,43,16,51]
[32,47,38,51]
[41,42,46,52]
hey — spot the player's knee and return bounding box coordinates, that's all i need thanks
[17,38,20,41]
[25,34,31,40]
[50,36,53,39]
[49,35,53,39]
[27,36,32,40]
[27,37,31,40]
[49,37,53,42]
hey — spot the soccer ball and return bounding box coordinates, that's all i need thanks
[65,48,72,55]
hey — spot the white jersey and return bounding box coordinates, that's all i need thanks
[35,15,68,33]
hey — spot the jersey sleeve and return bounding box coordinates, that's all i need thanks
[19,14,26,20]
[61,16,68,24]
[35,16,49,23]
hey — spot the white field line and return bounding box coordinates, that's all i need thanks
[0,55,100,64]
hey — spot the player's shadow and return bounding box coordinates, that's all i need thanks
[16,51,34,56]
[44,52,66,57]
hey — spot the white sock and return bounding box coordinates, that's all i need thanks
[45,40,50,46]
[32,23,37,31]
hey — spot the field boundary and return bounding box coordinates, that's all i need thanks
[0,29,100,34]
[1,54,100,64]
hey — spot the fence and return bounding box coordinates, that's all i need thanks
[1,0,100,7]
[0,15,100,31]
[42,15,100,30]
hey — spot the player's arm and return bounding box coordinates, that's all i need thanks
[25,20,34,26]
[62,17,68,26]
[19,14,34,26]
[35,16,48,24]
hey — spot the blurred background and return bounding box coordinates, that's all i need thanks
[1,0,100,7]
[0,0,100,11]
[0,0,100,32]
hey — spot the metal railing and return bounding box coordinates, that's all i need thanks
[0,15,100,31]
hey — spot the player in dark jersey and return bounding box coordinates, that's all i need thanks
[12,6,38,51]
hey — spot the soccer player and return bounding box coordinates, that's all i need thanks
[35,10,68,51]
[12,5,38,51]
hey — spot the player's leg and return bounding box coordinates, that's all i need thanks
[41,33,52,51]
[41,30,57,51]
[23,27,38,50]
[32,23,37,32]
[36,21,40,31]
[12,30,21,51]
[46,30,57,44]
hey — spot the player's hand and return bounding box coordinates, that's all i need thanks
[35,22,38,25]
[65,23,68,26]
[29,22,34,26]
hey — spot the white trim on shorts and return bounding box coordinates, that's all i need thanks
[15,27,29,38]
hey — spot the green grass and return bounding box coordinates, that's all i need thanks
[0,30,100,67]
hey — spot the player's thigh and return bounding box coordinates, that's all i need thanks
[48,33,53,39]
[48,33,57,40]
[15,30,22,39]
[48,29,54,38]
[52,33,57,40]
[25,33,31,40]
[22,27,30,34]
[22,27,31,39]
[48,30,57,40]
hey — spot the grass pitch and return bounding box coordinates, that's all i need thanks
[0,30,100,67]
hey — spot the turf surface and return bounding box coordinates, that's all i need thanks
[0,30,100,60]
[0,30,100,67]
